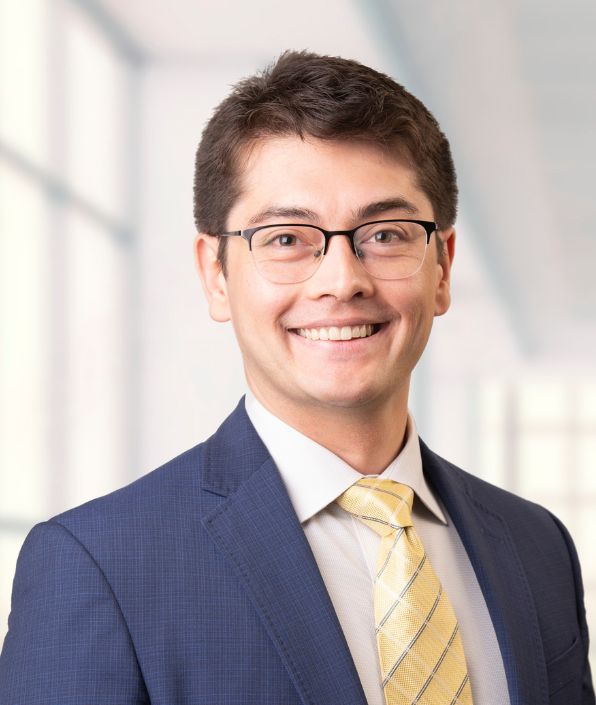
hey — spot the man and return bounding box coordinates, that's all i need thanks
[0,51,593,705]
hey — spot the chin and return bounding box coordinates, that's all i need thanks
[303,383,386,410]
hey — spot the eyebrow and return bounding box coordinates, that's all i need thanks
[355,198,419,220]
[246,197,419,227]
[247,206,319,226]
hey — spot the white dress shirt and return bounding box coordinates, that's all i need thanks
[245,392,510,705]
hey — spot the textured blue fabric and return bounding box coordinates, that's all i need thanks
[0,398,593,705]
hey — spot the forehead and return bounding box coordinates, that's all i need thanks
[229,135,432,226]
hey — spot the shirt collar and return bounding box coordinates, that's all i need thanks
[245,392,447,525]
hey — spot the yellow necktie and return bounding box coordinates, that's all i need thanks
[337,477,474,705]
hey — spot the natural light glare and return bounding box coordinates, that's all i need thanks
[64,3,128,222]
[64,209,130,509]
[0,0,49,168]
[479,379,507,426]
[579,436,596,492]
[517,433,567,496]
[478,432,505,486]
[518,380,569,426]
[579,382,596,424]
[0,164,49,520]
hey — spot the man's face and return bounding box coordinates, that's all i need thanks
[195,136,454,419]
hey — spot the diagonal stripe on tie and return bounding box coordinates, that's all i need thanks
[376,554,427,633]
[376,528,405,580]
[337,478,474,705]
[449,674,470,705]
[412,624,459,703]
[381,585,444,686]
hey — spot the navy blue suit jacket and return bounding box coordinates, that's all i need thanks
[0,398,594,704]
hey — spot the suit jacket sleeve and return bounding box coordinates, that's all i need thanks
[0,521,148,705]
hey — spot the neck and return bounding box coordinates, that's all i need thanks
[248,386,410,475]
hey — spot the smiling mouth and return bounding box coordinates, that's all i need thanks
[292,324,382,341]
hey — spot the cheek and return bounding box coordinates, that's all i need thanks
[227,276,291,339]
[385,279,437,342]
[385,276,432,316]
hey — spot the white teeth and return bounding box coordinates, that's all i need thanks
[295,324,377,341]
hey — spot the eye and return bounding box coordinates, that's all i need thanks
[357,223,414,247]
[371,225,411,243]
[373,229,398,243]
[254,226,320,250]
[275,233,298,246]
[256,231,301,248]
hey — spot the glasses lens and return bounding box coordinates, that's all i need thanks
[251,225,324,283]
[354,221,428,279]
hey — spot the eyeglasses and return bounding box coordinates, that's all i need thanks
[216,219,437,284]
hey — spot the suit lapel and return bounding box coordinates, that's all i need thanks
[200,401,367,705]
[420,442,549,705]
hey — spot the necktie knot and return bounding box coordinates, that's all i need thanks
[336,478,414,537]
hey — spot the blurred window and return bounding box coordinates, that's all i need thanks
[478,378,596,666]
[0,0,137,638]
[0,0,49,169]
[64,6,129,221]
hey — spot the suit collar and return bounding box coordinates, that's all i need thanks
[200,397,271,497]
[420,441,549,705]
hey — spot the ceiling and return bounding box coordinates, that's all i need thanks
[95,0,596,365]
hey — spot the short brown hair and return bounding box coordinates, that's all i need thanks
[193,50,457,270]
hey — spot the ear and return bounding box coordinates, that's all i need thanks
[434,227,455,316]
[194,233,231,322]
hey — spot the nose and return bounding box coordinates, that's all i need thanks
[304,234,375,301]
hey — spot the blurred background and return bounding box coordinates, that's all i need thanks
[1,0,595,670]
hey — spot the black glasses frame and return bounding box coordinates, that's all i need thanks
[217,219,437,255]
